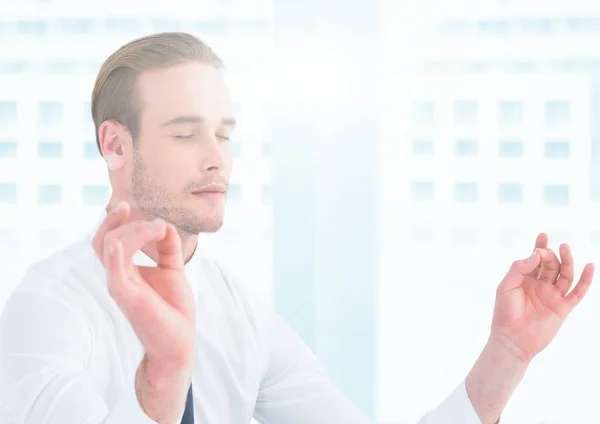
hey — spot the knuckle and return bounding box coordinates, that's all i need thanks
[103,232,116,249]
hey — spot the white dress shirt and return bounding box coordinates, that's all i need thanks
[0,219,483,424]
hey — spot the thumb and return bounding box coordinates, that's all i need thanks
[497,249,542,292]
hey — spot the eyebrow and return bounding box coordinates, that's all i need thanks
[161,115,236,127]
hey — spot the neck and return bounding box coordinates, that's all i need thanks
[106,199,198,265]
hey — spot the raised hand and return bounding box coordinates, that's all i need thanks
[490,233,595,362]
[92,201,195,423]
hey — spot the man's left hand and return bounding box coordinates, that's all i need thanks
[490,232,595,363]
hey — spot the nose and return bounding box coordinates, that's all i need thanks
[199,135,226,173]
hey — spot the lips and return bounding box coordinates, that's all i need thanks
[191,184,227,194]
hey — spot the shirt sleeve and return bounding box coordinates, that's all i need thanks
[253,306,484,424]
[0,280,158,424]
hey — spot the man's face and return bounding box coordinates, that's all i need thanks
[128,61,235,235]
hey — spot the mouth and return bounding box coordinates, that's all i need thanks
[191,184,227,194]
[191,184,227,198]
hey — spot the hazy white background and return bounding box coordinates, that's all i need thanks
[0,0,599,423]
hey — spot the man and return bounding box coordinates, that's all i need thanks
[0,32,594,424]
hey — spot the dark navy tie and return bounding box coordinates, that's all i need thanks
[180,384,194,424]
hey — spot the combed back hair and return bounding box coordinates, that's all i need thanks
[91,32,224,154]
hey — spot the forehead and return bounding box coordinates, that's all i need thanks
[136,61,233,121]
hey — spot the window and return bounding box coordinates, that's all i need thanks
[454,139,477,157]
[0,140,17,157]
[544,185,569,205]
[410,181,434,201]
[0,22,13,36]
[0,229,15,246]
[229,18,270,34]
[0,101,17,126]
[82,185,109,206]
[521,19,554,35]
[479,21,510,35]
[228,184,241,203]
[262,184,271,205]
[262,142,272,158]
[105,19,148,32]
[231,141,242,158]
[440,21,471,35]
[567,18,600,32]
[153,19,185,32]
[40,61,78,74]
[37,101,63,128]
[507,61,538,73]
[0,61,28,74]
[83,101,93,127]
[544,140,570,159]
[38,141,62,158]
[498,183,523,204]
[85,62,103,74]
[58,19,95,35]
[84,142,100,159]
[461,61,491,73]
[454,182,478,202]
[412,101,434,126]
[454,101,478,125]
[545,101,570,126]
[194,20,230,35]
[411,226,433,243]
[17,21,48,35]
[0,228,16,255]
[452,227,478,245]
[233,101,243,119]
[38,184,62,205]
[0,183,17,204]
[499,101,523,126]
[499,139,524,157]
[412,139,433,156]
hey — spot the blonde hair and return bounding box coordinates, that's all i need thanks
[91,32,223,154]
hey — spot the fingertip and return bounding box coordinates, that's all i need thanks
[109,201,130,218]
[535,232,548,248]
[586,262,595,276]
[167,222,182,243]
[532,248,545,261]
[519,250,541,272]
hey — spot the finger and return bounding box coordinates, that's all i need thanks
[564,263,595,313]
[538,248,561,283]
[527,233,548,278]
[534,232,548,249]
[92,201,130,261]
[138,266,195,322]
[105,238,137,306]
[155,223,185,271]
[498,250,542,292]
[554,244,574,296]
[103,219,167,268]
[105,239,184,358]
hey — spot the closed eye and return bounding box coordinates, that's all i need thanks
[174,134,195,140]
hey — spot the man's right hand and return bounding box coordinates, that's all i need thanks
[92,201,195,424]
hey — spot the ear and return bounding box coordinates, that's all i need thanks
[98,120,131,170]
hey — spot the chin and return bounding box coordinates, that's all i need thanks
[178,216,224,235]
